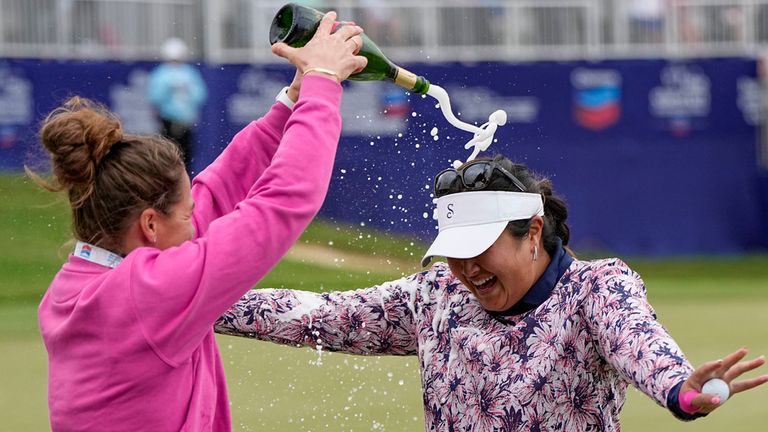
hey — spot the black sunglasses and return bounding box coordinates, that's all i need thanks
[434,160,527,198]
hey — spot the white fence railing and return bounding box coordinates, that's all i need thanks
[0,0,200,60]
[2,0,768,62]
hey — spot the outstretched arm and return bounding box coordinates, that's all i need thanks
[215,275,426,356]
[581,261,694,409]
[582,260,768,420]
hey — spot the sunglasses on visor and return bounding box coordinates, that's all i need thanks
[434,160,527,198]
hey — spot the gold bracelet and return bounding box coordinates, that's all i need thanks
[303,67,340,82]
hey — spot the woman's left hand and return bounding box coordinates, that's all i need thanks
[681,347,768,414]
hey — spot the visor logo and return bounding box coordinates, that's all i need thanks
[446,203,454,219]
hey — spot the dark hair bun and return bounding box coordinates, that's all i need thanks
[39,97,123,199]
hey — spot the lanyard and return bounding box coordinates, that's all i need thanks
[74,241,123,269]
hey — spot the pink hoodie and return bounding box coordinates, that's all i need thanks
[39,76,342,431]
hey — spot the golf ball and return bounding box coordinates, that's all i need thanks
[702,378,729,403]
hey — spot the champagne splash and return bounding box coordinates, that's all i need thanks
[426,84,507,168]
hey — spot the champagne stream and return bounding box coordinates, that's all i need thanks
[426,84,507,168]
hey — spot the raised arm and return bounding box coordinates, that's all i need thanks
[190,13,366,234]
[190,100,291,233]
[130,13,369,365]
[215,275,426,356]
[130,75,342,365]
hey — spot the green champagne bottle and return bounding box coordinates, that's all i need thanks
[269,3,430,95]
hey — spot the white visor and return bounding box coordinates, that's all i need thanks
[421,191,545,267]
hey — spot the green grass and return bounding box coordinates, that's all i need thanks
[6,297,767,432]
[0,175,73,304]
[2,173,768,431]
[299,218,426,262]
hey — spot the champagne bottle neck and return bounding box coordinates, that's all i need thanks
[394,67,430,95]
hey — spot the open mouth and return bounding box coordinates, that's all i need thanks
[471,275,497,292]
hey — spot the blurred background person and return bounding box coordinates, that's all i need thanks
[147,37,207,174]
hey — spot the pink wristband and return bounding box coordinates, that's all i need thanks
[680,390,700,414]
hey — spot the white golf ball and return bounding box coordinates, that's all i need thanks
[702,378,729,403]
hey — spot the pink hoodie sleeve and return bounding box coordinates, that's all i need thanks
[128,76,343,366]
[190,102,291,235]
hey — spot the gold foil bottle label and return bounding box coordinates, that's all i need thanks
[394,68,418,90]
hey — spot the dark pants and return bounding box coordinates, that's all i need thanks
[160,118,193,173]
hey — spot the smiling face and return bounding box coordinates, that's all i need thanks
[446,218,547,312]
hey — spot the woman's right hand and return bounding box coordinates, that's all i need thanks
[680,348,768,414]
[271,11,367,83]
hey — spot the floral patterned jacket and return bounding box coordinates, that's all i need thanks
[215,258,693,431]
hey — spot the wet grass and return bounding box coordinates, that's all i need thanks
[4,295,767,431]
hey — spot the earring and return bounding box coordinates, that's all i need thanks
[533,245,538,262]
[152,235,157,244]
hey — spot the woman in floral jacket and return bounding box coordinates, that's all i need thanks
[216,155,768,431]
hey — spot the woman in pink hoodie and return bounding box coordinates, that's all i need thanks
[33,12,366,431]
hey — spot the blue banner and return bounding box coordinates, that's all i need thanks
[1,57,764,255]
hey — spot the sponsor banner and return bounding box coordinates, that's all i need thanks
[109,69,159,135]
[225,67,286,126]
[0,57,762,255]
[649,64,711,136]
[736,76,763,127]
[0,62,34,169]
